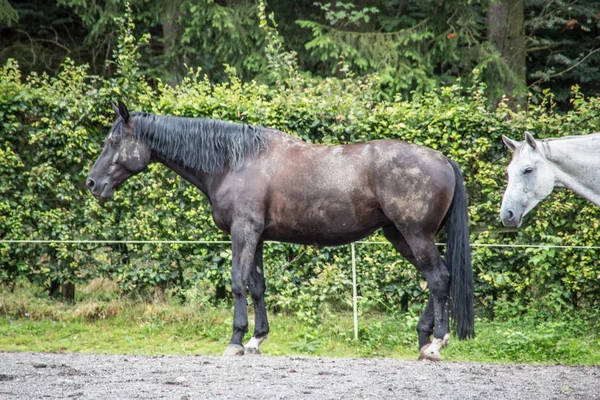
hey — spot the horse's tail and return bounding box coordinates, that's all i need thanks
[444,159,475,340]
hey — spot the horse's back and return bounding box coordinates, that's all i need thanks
[260,134,454,244]
[221,131,455,244]
[256,134,385,244]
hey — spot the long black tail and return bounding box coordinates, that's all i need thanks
[444,159,475,340]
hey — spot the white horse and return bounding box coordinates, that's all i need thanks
[500,131,600,227]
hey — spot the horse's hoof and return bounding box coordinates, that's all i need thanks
[244,346,261,355]
[223,344,245,356]
[418,338,444,361]
[244,335,268,355]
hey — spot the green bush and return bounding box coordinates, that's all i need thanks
[2,12,600,322]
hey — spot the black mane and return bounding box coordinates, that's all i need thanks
[132,113,268,172]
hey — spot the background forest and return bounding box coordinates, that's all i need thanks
[2,0,600,106]
[1,0,600,362]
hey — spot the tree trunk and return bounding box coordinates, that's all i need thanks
[215,284,227,304]
[162,9,175,57]
[162,2,182,86]
[61,283,75,304]
[488,0,526,108]
[49,279,61,298]
[49,279,75,303]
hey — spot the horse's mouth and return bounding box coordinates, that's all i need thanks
[97,178,130,200]
[501,215,522,228]
[98,182,114,201]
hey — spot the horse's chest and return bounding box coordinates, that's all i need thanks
[213,212,231,233]
[210,207,232,233]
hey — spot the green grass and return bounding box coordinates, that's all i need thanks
[1,283,599,364]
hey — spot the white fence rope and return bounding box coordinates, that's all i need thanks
[3,239,600,249]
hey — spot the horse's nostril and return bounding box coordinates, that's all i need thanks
[507,210,515,220]
[86,178,96,190]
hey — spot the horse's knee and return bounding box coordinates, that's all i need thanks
[248,268,266,298]
[249,282,265,301]
[231,280,247,298]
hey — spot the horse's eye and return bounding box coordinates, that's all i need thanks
[523,167,533,174]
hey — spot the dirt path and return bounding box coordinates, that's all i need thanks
[1,352,599,399]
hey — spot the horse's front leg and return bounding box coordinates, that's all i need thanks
[223,223,262,356]
[244,241,269,354]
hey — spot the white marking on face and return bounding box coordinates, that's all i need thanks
[119,141,130,160]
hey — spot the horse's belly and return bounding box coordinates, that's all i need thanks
[262,204,387,246]
[263,228,383,246]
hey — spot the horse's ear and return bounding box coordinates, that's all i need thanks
[117,101,130,124]
[112,103,120,117]
[502,135,518,152]
[524,131,537,150]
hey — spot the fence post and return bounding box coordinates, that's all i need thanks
[351,242,358,341]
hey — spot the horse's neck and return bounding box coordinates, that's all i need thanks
[153,155,216,199]
[545,136,600,206]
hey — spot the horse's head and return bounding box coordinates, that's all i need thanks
[86,102,151,200]
[500,132,555,227]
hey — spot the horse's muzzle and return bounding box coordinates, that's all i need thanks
[86,177,111,200]
[500,208,521,228]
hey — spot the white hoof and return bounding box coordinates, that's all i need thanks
[419,338,445,361]
[223,344,245,356]
[245,335,268,355]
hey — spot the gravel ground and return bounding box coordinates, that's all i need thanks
[1,352,599,399]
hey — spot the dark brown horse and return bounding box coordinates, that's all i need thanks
[87,102,474,360]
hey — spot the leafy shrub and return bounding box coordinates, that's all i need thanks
[1,10,600,323]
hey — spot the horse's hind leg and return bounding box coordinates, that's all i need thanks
[409,236,450,361]
[383,226,434,350]
[384,225,450,360]
[416,297,434,349]
[245,241,269,354]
